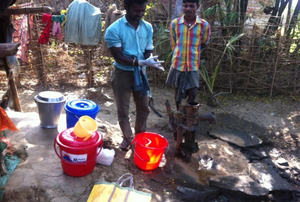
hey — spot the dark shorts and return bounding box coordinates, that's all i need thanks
[166,68,199,101]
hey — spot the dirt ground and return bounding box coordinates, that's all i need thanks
[4,84,300,201]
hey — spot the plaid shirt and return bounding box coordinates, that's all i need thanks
[170,15,211,71]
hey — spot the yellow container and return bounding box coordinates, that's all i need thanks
[73,116,98,141]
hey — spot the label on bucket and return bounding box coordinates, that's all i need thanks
[62,151,87,163]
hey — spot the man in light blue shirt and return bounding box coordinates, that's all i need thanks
[104,0,164,151]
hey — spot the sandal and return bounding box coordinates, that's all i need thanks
[120,140,131,151]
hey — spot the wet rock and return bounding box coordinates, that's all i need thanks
[249,162,295,191]
[176,184,220,202]
[209,175,269,196]
[290,178,300,186]
[220,189,270,202]
[210,127,262,147]
[270,190,300,202]
[240,147,269,161]
[281,171,291,179]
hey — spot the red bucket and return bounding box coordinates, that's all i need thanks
[132,132,168,171]
[54,128,103,177]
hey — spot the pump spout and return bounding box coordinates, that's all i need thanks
[198,112,216,124]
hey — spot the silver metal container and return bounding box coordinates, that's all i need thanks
[34,91,66,128]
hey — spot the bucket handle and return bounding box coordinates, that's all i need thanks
[132,147,170,163]
[131,139,150,162]
[131,137,152,147]
[131,138,169,151]
[54,137,103,165]
[133,148,169,163]
[131,144,169,163]
[133,150,150,162]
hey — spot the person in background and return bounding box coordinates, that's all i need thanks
[166,0,211,110]
[104,0,164,151]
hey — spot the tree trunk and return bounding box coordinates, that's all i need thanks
[240,0,248,22]
[286,0,300,38]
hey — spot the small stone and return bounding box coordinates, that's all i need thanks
[280,171,290,179]
[291,166,300,173]
[275,158,289,166]
[291,169,299,176]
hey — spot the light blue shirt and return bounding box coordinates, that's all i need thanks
[104,15,154,71]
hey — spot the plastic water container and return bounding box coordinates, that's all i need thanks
[64,99,100,128]
[34,91,66,128]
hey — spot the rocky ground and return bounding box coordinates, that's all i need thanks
[2,84,300,202]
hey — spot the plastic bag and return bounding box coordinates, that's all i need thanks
[87,173,152,202]
[96,148,115,166]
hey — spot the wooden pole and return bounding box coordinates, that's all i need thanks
[8,71,21,112]
[270,33,282,97]
[88,47,93,87]
[34,14,47,87]
[168,0,173,20]
[270,19,283,97]
[4,6,52,15]
[243,24,256,93]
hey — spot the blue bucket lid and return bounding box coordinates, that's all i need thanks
[65,99,100,115]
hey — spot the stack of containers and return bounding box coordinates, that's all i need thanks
[53,99,102,177]
[64,99,100,128]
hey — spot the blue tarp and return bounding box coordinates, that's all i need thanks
[64,0,102,46]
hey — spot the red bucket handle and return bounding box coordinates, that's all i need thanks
[133,150,150,162]
[131,138,169,151]
[131,136,152,147]
[131,144,168,163]
[54,135,103,165]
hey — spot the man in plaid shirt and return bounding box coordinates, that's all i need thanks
[166,0,211,110]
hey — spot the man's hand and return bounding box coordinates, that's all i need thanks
[138,54,165,71]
